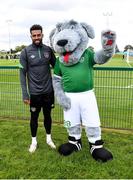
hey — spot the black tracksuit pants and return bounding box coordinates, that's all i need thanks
[30,91,54,137]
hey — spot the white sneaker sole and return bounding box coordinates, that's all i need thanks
[29,144,37,153]
[47,141,56,149]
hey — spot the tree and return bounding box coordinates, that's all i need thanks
[124,45,133,51]
[15,45,27,52]
[115,44,120,53]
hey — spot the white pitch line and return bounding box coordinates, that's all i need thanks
[0,83,133,88]
[0,82,20,84]
[96,85,133,89]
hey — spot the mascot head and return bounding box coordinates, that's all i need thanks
[49,20,95,66]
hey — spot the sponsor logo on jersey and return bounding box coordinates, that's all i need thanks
[30,55,35,59]
[80,57,85,63]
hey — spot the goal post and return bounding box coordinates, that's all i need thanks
[125,49,133,65]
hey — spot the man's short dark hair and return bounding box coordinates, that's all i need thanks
[30,24,43,33]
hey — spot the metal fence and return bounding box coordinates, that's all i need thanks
[0,66,133,130]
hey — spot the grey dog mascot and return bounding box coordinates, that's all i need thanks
[49,20,116,162]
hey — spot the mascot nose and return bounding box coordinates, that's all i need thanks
[57,39,68,46]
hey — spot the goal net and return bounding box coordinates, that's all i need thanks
[125,49,133,64]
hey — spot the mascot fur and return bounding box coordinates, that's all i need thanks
[49,20,116,162]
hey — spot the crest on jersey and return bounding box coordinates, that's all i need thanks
[30,107,36,112]
[44,52,50,58]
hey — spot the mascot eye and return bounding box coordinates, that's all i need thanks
[71,25,75,29]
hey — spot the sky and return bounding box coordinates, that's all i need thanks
[0,0,133,51]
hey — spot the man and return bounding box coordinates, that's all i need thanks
[19,24,56,153]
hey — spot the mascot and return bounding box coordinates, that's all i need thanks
[49,20,116,162]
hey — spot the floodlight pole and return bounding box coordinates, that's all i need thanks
[6,19,12,58]
[103,12,112,28]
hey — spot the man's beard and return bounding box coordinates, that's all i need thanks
[33,40,42,46]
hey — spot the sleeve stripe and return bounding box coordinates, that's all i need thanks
[54,74,62,79]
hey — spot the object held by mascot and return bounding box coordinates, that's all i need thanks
[49,20,116,162]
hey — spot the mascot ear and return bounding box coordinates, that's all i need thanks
[49,28,56,47]
[80,22,95,39]
[56,22,63,30]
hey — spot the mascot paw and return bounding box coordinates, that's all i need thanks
[59,96,71,111]
[101,30,116,51]
[58,137,82,156]
[89,140,113,162]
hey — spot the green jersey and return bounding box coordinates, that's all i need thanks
[54,49,95,92]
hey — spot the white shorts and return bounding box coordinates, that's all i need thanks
[64,90,100,128]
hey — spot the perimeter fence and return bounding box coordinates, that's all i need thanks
[0,66,133,130]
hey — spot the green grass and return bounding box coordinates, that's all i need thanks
[0,57,133,178]
[0,56,133,129]
[91,54,133,67]
[0,59,19,66]
[0,55,133,67]
[0,119,133,179]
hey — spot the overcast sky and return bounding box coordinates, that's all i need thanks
[0,0,133,51]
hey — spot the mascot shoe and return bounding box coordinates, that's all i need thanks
[58,136,82,156]
[89,140,113,162]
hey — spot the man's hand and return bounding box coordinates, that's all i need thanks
[23,99,30,105]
